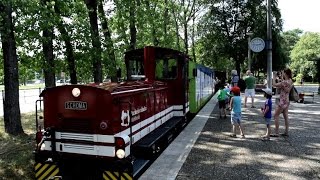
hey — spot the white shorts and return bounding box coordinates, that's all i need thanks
[245,89,255,97]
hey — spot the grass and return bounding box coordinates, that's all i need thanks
[0,113,37,180]
[0,84,45,91]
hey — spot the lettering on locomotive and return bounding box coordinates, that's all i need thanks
[65,101,88,110]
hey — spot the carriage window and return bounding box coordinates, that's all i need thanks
[128,60,145,80]
[155,59,177,79]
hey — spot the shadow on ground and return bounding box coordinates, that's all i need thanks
[177,94,320,180]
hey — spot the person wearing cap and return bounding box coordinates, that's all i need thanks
[261,88,273,141]
[229,86,245,138]
[231,70,239,87]
[244,70,256,108]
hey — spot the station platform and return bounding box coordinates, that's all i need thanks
[140,92,320,180]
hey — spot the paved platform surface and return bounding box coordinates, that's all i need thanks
[141,92,320,180]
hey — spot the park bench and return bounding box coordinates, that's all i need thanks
[298,92,315,103]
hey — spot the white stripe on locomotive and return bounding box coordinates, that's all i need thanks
[41,103,188,157]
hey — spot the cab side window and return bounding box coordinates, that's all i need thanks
[155,59,177,80]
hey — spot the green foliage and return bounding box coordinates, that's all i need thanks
[290,32,320,82]
[1,0,311,85]
[196,0,285,74]
[281,29,303,58]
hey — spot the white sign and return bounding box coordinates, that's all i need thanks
[249,37,265,52]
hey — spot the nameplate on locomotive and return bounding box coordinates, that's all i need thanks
[65,101,87,110]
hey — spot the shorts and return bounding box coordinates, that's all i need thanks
[225,98,229,104]
[264,118,271,125]
[245,89,255,97]
[231,112,241,125]
[218,100,226,109]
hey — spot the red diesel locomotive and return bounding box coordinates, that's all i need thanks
[34,46,214,180]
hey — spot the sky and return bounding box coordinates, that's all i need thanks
[278,0,320,32]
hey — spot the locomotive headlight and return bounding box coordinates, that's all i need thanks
[116,149,125,159]
[72,88,81,97]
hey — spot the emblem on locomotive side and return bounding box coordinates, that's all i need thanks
[121,106,147,127]
[121,110,130,126]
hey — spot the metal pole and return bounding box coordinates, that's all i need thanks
[267,0,272,89]
[247,35,252,70]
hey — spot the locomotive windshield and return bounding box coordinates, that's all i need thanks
[127,59,145,80]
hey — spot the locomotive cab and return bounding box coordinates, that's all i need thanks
[125,46,189,115]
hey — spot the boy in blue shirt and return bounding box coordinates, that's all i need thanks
[229,86,245,138]
[261,88,273,141]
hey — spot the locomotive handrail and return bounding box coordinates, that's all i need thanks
[35,99,43,132]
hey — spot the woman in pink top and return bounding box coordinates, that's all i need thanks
[271,68,293,137]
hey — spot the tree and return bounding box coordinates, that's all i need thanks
[0,1,23,135]
[40,0,56,88]
[197,0,284,75]
[280,29,303,75]
[54,1,78,84]
[98,0,117,82]
[84,0,102,83]
[290,32,320,82]
[281,29,303,58]
[128,0,137,50]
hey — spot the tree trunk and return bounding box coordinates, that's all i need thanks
[172,7,180,49]
[163,0,168,45]
[85,0,102,83]
[0,3,23,135]
[129,0,137,50]
[235,53,241,77]
[183,21,188,54]
[54,3,77,84]
[41,0,56,88]
[98,0,117,82]
[146,1,158,46]
[191,16,196,62]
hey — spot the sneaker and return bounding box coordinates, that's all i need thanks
[261,136,270,141]
[230,134,237,138]
[270,134,279,137]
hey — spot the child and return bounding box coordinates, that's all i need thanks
[224,84,232,111]
[261,88,273,141]
[217,83,227,119]
[229,86,245,138]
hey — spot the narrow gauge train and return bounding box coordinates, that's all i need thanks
[34,46,214,180]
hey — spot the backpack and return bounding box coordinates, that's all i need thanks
[289,85,299,102]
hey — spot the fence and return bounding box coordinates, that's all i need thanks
[0,88,43,116]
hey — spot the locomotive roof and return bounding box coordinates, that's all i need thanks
[39,81,161,97]
[125,46,189,60]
